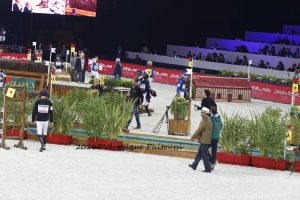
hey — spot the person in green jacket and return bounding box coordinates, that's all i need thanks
[209,106,223,170]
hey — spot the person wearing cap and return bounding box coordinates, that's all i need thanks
[32,89,54,152]
[113,58,122,79]
[136,70,144,85]
[139,72,151,116]
[189,107,213,173]
[90,56,100,80]
[176,73,188,97]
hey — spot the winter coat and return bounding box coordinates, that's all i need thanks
[191,114,213,144]
[210,113,222,140]
[201,97,217,109]
[129,86,143,106]
[113,62,122,77]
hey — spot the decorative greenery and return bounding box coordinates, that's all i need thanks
[50,95,77,135]
[250,107,288,159]
[170,97,189,120]
[289,106,300,145]
[220,70,293,85]
[104,77,132,88]
[219,111,251,154]
[75,92,133,140]
[0,60,47,73]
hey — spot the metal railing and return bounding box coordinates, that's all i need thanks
[0,45,26,54]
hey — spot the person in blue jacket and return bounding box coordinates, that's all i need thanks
[209,106,223,170]
[176,73,188,97]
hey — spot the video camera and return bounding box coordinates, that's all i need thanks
[193,104,201,111]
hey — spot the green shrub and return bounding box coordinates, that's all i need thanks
[170,97,189,120]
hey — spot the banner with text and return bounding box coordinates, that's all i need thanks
[250,82,299,104]
[0,53,30,62]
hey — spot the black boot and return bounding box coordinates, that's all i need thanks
[145,105,151,116]
[38,136,44,152]
[42,135,47,150]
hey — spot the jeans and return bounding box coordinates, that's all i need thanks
[209,139,219,164]
[126,105,141,128]
[81,71,86,83]
[190,144,211,172]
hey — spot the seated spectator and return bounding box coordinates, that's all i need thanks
[274,37,282,44]
[268,46,276,56]
[260,45,269,55]
[288,63,297,72]
[235,45,248,53]
[233,56,241,65]
[205,53,213,62]
[217,53,225,63]
[196,52,202,60]
[258,60,267,68]
[241,55,249,66]
[172,51,178,58]
[192,53,197,59]
[282,36,290,45]
[286,48,293,58]
[24,2,33,13]
[211,53,218,62]
[275,61,285,71]
[278,48,286,57]
[265,62,271,69]
[186,51,192,59]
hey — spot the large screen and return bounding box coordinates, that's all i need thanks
[11,0,97,17]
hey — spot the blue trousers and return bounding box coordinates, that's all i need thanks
[126,105,141,128]
[191,144,211,172]
[209,139,219,164]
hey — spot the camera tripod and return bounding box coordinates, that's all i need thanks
[290,144,300,175]
[153,106,170,134]
[153,95,176,134]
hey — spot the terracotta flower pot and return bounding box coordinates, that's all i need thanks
[216,152,251,166]
[47,134,73,145]
[251,156,288,171]
[87,138,124,151]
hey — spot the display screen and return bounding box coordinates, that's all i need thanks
[11,0,97,17]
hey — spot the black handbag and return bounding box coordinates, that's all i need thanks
[150,89,157,97]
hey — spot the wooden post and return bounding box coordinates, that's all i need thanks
[187,60,194,136]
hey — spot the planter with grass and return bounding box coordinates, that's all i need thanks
[294,161,300,173]
[250,107,288,170]
[77,93,133,151]
[218,112,252,166]
[5,129,28,139]
[251,156,288,170]
[47,95,75,145]
[168,97,189,136]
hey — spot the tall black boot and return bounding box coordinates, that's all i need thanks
[42,135,47,150]
[38,136,44,152]
[145,105,151,116]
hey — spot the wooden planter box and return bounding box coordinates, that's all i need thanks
[216,152,251,166]
[47,134,73,145]
[251,156,288,171]
[168,119,189,136]
[0,129,28,139]
[87,138,124,151]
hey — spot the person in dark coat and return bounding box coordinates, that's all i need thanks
[201,89,217,109]
[125,80,143,130]
[189,107,213,173]
[139,73,151,116]
[75,52,87,83]
[32,89,53,152]
[113,58,122,79]
[13,0,22,12]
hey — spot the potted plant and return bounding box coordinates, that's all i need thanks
[47,95,75,145]
[168,97,189,136]
[217,112,252,166]
[77,92,133,151]
[288,106,300,145]
[251,107,289,170]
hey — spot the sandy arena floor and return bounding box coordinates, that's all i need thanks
[0,81,298,200]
